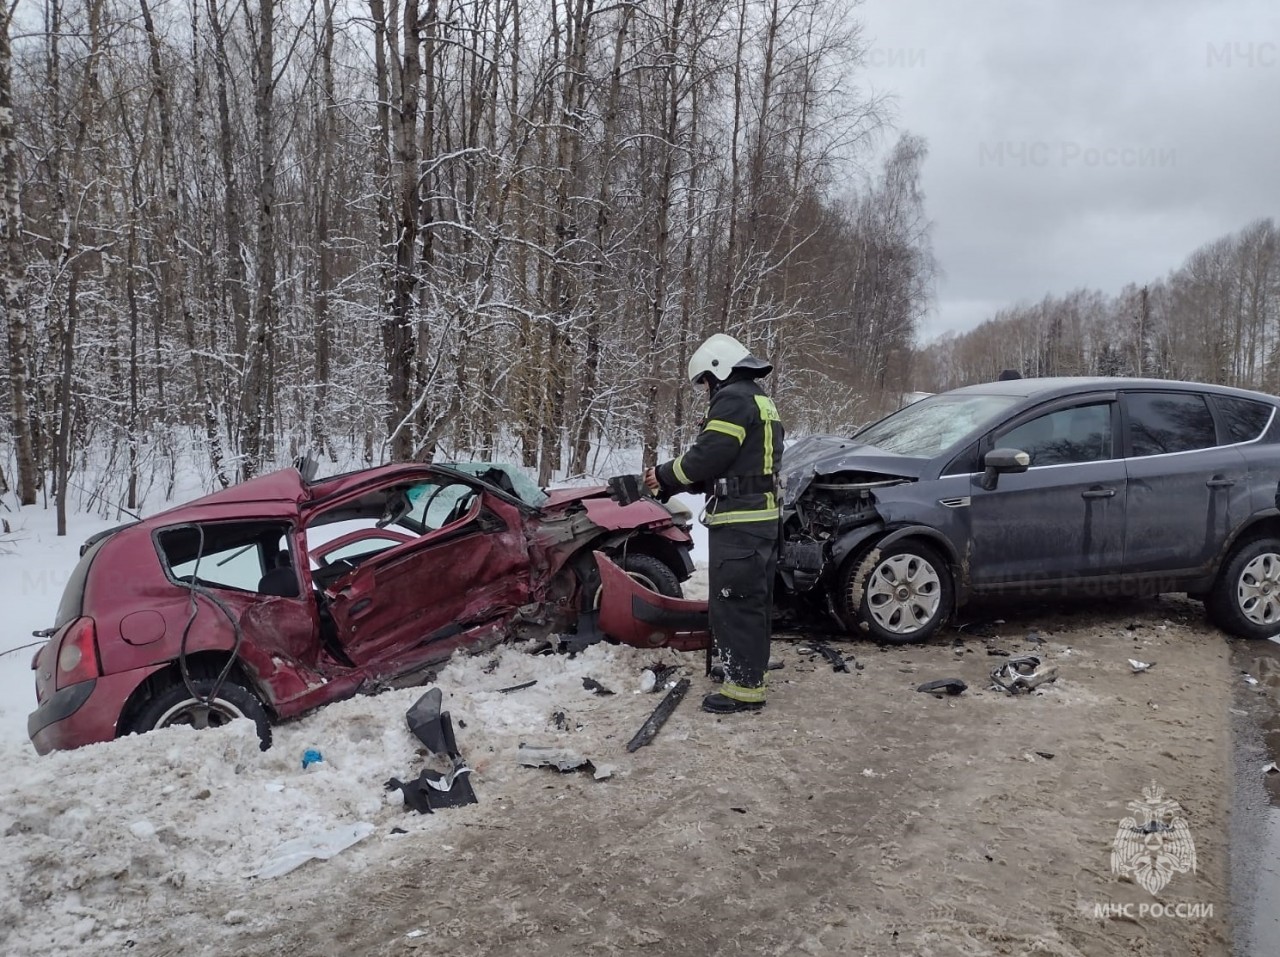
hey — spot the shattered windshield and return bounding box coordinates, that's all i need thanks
[853,393,1019,459]
[438,462,549,506]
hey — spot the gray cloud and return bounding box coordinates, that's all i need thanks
[857,0,1280,341]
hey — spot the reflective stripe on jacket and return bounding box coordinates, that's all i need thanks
[656,378,785,525]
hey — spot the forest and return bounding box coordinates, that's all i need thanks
[0,0,934,533]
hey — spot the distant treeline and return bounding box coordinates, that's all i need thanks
[915,218,1279,395]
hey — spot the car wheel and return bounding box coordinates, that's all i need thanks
[840,540,952,644]
[131,677,273,750]
[1207,537,1280,639]
[587,552,682,608]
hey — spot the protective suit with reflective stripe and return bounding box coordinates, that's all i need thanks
[658,378,784,525]
[653,344,785,711]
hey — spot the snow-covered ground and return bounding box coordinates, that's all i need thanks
[0,478,707,956]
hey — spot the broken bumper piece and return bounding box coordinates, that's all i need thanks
[593,551,710,651]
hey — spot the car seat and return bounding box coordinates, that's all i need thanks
[258,554,300,598]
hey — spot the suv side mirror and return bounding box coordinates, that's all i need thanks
[980,447,1031,491]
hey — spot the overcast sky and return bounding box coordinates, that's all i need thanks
[855,0,1280,342]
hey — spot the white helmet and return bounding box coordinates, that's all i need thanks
[687,333,773,384]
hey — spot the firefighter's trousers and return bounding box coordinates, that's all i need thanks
[707,520,778,703]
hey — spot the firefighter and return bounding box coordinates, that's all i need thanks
[644,333,785,713]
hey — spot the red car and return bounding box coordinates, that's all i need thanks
[28,459,709,754]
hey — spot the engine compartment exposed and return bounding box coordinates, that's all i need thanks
[790,474,905,538]
[781,472,910,591]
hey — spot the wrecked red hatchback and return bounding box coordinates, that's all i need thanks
[28,459,709,754]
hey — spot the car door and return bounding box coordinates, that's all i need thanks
[316,479,532,670]
[1121,390,1248,574]
[968,397,1126,588]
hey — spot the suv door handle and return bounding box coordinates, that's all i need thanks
[1206,476,1235,488]
[1081,487,1116,499]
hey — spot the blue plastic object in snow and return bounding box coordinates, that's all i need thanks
[301,748,324,769]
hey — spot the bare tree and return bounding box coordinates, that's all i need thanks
[0,1,38,504]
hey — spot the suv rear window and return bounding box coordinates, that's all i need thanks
[1214,395,1274,444]
[1125,392,1216,456]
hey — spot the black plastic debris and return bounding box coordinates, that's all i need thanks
[1035,751,1056,760]
[626,678,690,752]
[393,690,478,813]
[582,677,615,696]
[406,688,448,753]
[986,648,1011,657]
[498,679,538,694]
[916,678,967,697]
[606,473,647,506]
[645,662,679,690]
[385,755,477,814]
[800,641,851,673]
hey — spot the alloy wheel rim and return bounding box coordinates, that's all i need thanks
[155,697,247,731]
[1237,552,1280,626]
[865,553,942,635]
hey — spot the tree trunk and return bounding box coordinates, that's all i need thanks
[571,4,632,476]
[0,4,38,504]
[240,0,278,479]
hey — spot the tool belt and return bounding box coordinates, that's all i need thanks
[712,473,778,497]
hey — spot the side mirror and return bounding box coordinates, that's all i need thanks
[980,447,1031,491]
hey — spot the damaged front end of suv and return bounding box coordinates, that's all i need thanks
[777,435,960,644]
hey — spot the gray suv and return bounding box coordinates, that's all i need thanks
[778,377,1280,643]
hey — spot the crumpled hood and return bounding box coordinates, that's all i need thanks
[542,485,608,508]
[780,434,926,505]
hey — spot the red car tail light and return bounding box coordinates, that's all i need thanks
[55,617,100,689]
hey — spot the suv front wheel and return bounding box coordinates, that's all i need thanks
[1207,536,1280,639]
[840,539,952,644]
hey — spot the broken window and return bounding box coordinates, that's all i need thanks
[157,521,294,594]
[304,478,486,581]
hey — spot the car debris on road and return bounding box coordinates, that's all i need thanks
[626,678,691,751]
[991,655,1058,694]
[915,678,967,697]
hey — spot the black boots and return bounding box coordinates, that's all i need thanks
[701,692,765,714]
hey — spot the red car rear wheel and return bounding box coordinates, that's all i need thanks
[131,677,273,750]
